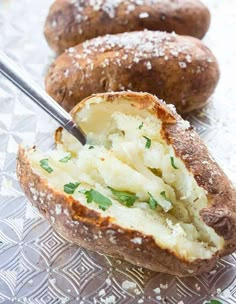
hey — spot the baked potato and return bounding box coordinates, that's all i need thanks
[44,0,211,54]
[17,92,236,277]
[45,30,220,114]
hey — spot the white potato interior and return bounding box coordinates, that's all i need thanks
[28,97,224,261]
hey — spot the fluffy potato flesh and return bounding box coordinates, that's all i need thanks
[28,97,224,262]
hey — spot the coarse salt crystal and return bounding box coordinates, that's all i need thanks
[64,70,69,77]
[131,237,142,244]
[51,20,57,27]
[102,295,116,304]
[68,47,75,53]
[179,119,190,130]
[134,288,141,295]
[127,4,135,13]
[139,12,149,18]
[122,280,137,290]
[145,61,152,70]
[55,204,62,215]
[99,289,105,297]
[153,287,161,294]
[179,61,187,69]
[170,50,178,57]
[160,283,168,289]
[186,54,192,63]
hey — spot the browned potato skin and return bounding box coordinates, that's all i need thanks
[44,0,211,54]
[17,92,236,276]
[45,31,220,114]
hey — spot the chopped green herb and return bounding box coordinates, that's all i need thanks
[89,146,94,149]
[148,192,159,209]
[170,156,178,169]
[64,182,80,194]
[206,300,222,304]
[108,187,138,207]
[40,159,53,173]
[160,191,171,202]
[138,122,144,129]
[59,153,72,163]
[143,136,151,149]
[84,189,112,211]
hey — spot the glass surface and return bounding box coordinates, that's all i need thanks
[0,1,235,303]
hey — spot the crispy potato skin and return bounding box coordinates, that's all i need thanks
[45,31,220,114]
[17,92,236,276]
[17,148,215,277]
[44,0,210,54]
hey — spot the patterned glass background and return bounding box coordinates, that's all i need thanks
[0,1,236,303]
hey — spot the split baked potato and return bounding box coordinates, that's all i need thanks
[17,92,236,276]
[45,0,211,54]
[45,30,220,114]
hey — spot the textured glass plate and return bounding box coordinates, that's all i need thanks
[0,1,236,303]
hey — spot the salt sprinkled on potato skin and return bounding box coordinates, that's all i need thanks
[44,0,211,54]
[45,31,219,114]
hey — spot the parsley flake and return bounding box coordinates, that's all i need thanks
[84,189,112,211]
[206,300,222,304]
[108,187,138,207]
[40,159,53,173]
[148,192,159,209]
[160,191,168,200]
[170,156,178,169]
[138,122,144,129]
[160,191,172,204]
[59,153,72,163]
[143,136,151,149]
[89,146,94,149]
[159,191,172,212]
[64,182,80,194]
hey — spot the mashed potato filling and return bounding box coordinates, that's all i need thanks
[28,97,224,261]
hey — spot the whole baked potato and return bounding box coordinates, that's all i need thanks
[45,31,220,114]
[44,0,211,54]
[17,92,236,277]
